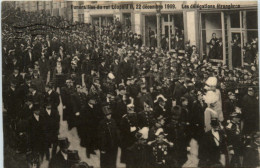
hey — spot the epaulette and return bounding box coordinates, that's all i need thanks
[122,114,127,118]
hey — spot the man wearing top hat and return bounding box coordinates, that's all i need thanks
[49,137,70,168]
[98,104,120,168]
[3,80,21,123]
[85,96,104,158]
[27,102,46,161]
[113,85,128,126]
[199,118,228,167]
[28,84,43,105]
[119,56,132,84]
[71,85,88,144]
[44,82,60,109]
[24,46,35,70]
[164,105,187,167]
[60,79,74,128]
[42,102,60,160]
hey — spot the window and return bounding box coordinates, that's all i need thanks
[161,13,184,51]
[201,13,223,61]
[230,12,240,28]
[78,14,84,23]
[242,11,258,65]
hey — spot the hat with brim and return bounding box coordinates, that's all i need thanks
[154,94,167,103]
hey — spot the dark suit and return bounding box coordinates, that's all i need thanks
[23,51,35,70]
[27,115,46,158]
[86,103,104,149]
[44,90,60,109]
[120,113,139,164]
[173,81,187,105]
[38,58,50,82]
[199,130,227,167]
[3,87,21,120]
[49,151,69,168]
[119,61,132,83]
[60,86,74,123]
[42,108,60,159]
[98,118,120,168]
[241,94,259,134]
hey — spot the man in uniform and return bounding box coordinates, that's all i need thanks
[165,105,187,167]
[148,128,174,167]
[138,101,155,128]
[120,98,139,165]
[126,129,150,168]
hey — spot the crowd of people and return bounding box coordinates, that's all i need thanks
[2,7,260,168]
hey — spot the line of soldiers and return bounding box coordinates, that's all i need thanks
[2,7,260,168]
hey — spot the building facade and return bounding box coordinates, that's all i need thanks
[14,1,258,68]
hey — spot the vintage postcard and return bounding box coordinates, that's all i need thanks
[1,1,259,168]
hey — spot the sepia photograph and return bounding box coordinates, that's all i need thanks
[1,1,260,168]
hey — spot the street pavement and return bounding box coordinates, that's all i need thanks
[4,95,199,168]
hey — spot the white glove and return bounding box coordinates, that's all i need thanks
[63,106,66,109]
[75,112,80,116]
[130,126,136,132]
